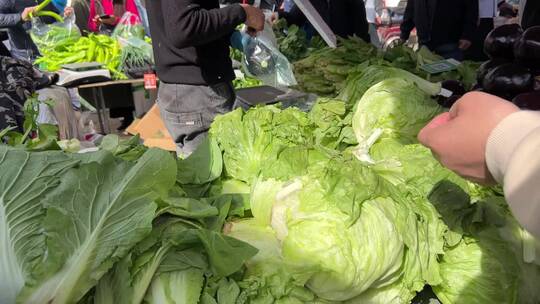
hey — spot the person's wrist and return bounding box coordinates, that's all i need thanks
[486,111,540,184]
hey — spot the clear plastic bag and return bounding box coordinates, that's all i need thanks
[112,12,146,40]
[242,22,297,88]
[30,15,81,54]
[118,36,154,79]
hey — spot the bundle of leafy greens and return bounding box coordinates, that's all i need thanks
[0,137,257,304]
[276,24,309,63]
[294,37,377,96]
[382,44,482,89]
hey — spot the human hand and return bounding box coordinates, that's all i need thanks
[64,6,74,18]
[270,12,279,24]
[94,14,117,26]
[21,6,37,22]
[458,39,472,50]
[418,92,519,184]
[241,4,265,33]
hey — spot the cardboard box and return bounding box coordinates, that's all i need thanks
[126,104,177,151]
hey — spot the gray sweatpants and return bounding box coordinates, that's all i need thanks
[157,82,235,157]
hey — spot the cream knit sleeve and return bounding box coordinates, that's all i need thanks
[486,111,540,238]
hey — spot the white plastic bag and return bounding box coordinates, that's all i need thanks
[30,15,81,53]
[112,12,145,40]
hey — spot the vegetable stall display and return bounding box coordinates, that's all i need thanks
[35,33,124,79]
[3,22,540,303]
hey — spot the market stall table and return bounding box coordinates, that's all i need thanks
[77,78,157,134]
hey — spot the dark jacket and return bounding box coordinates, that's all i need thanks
[0,56,53,132]
[400,0,478,48]
[280,0,370,42]
[220,0,279,11]
[147,0,245,85]
[522,0,540,29]
[0,0,59,61]
[0,31,9,56]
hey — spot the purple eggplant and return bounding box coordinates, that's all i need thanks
[514,26,540,73]
[442,80,466,96]
[512,91,540,110]
[476,58,508,85]
[482,63,534,100]
[437,80,466,108]
[484,24,523,60]
[438,95,462,108]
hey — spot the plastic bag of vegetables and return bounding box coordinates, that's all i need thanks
[118,36,154,79]
[242,24,297,88]
[30,14,81,54]
[112,11,146,40]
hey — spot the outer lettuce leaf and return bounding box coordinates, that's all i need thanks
[429,182,540,304]
[145,268,205,304]
[266,175,405,301]
[228,219,318,304]
[0,147,79,304]
[20,148,177,304]
[176,137,223,185]
[433,231,520,304]
[249,179,283,226]
[209,106,314,183]
[352,78,441,149]
[308,99,357,150]
[339,65,441,106]
[100,134,148,161]
[345,281,415,304]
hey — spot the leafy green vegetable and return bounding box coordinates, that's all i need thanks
[19,148,176,304]
[0,146,79,304]
[276,24,309,62]
[100,134,148,161]
[209,106,314,183]
[308,98,357,149]
[339,64,442,106]
[294,37,377,96]
[434,232,520,304]
[176,137,222,185]
[233,76,262,89]
[228,162,421,302]
[351,78,441,162]
[145,267,205,304]
[2,94,61,151]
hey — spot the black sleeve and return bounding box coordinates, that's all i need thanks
[279,4,307,26]
[162,1,246,49]
[461,0,479,41]
[350,0,370,42]
[400,0,415,40]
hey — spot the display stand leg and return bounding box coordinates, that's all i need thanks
[97,87,110,133]
[92,87,106,134]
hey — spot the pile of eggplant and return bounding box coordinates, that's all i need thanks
[476,24,540,110]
